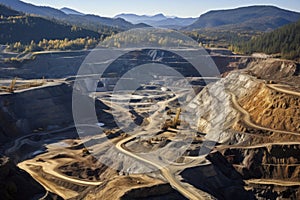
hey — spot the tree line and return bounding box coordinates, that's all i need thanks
[233,20,300,60]
[6,37,99,52]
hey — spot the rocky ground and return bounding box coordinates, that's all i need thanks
[0,51,299,199]
[0,154,46,200]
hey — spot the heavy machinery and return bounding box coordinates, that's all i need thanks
[161,108,181,131]
[0,78,17,93]
[0,77,45,93]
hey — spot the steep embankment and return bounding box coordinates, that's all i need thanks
[0,83,74,143]
[189,58,300,199]
[247,58,300,80]
[240,58,300,132]
[238,83,300,132]
[0,49,252,79]
[0,83,77,199]
[0,154,46,200]
[0,82,114,144]
[0,81,117,199]
[0,51,90,79]
[84,175,187,200]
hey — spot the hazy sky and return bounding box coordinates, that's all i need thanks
[22,0,300,18]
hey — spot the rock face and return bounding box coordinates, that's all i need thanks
[0,83,74,143]
[83,175,186,200]
[0,51,89,79]
[190,58,300,199]
[1,50,252,79]
[211,55,252,74]
[0,154,45,200]
[247,58,299,80]
[193,69,300,134]
[222,145,300,181]
[120,183,187,200]
[0,82,115,145]
[181,151,255,200]
[246,58,300,87]
[239,84,300,132]
[0,82,118,199]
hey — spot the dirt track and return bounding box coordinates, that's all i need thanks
[229,91,300,136]
[267,84,300,97]
[115,94,207,200]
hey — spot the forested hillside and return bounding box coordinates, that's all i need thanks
[234,20,300,60]
[0,0,148,31]
[0,5,102,44]
[0,4,109,52]
[185,6,300,31]
[0,2,20,16]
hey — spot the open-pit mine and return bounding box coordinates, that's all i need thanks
[0,49,299,200]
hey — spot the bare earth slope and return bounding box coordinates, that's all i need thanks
[188,58,300,199]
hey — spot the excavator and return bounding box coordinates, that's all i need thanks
[161,108,181,131]
[0,77,45,93]
[0,78,17,93]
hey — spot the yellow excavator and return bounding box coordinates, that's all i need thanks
[0,78,17,93]
[0,77,45,93]
[161,108,181,131]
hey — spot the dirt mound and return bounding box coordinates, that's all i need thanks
[239,85,300,132]
[247,58,299,80]
[58,155,118,182]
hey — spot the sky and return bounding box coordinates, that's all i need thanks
[22,0,300,18]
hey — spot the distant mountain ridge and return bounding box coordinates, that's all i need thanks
[0,0,66,18]
[115,13,197,29]
[115,13,167,23]
[0,2,21,17]
[185,5,300,31]
[0,0,148,30]
[0,4,100,44]
[60,7,83,15]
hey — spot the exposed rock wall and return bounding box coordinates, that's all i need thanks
[191,58,300,199]
[0,51,89,79]
[0,154,45,200]
[193,69,300,135]
[223,145,300,181]
[0,84,74,143]
[180,151,255,200]
[239,86,300,132]
[0,82,115,145]
[247,58,299,79]
[188,71,260,139]
[121,183,187,200]
[0,51,253,79]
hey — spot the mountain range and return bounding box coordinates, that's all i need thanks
[60,7,84,16]
[0,0,300,50]
[185,5,300,31]
[115,13,197,29]
[1,0,299,32]
[0,0,148,31]
[0,4,100,44]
